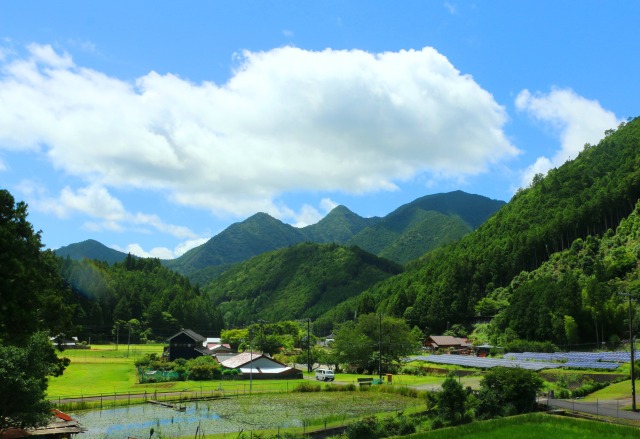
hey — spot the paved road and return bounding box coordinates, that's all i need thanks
[538,397,640,421]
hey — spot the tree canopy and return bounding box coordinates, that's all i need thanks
[0,189,75,345]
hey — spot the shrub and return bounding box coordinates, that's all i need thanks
[293,382,321,392]
[346,416,379,439]
[186,356,221,381]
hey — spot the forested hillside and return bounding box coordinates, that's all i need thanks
[484,200,640,347]
[203,242,402,330]
[164,191,502,283]
[355,118,640,337]
[347,191,505,264]
[61,255,224,342]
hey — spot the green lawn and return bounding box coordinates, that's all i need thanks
[49,345,488,399]
[407,413,640,438]
[583,379,634,402]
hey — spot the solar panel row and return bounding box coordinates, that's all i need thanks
[413,354,621,371]
[504,351,634,364]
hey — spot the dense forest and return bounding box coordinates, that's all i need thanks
[204,242,402,331]
[352,117,640,344]
[61,255,224,342]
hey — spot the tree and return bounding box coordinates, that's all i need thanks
[0,189,75,345]
[332,314,419,373]
[0,332,69,433]
[437,373,468,425]
[476,367,543,419]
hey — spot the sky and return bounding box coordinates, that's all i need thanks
[0,1,637,259]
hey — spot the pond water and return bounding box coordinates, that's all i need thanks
[70,402,300,438]
[70,392,419,438]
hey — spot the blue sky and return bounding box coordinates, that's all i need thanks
[0,1,636,258]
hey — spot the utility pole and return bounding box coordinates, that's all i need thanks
[629,292,636,412]
[127,322,131,358]
[307,318,311,373]
[249,327,253,394]
[378,313,382,382]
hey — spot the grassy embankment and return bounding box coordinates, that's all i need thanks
[406,413,640,438]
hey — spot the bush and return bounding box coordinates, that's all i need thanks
[222,368,240,379]
[186,356,221,381]
[293,382,321,392]
[346,416,379,439]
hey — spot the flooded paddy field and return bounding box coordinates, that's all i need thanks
[71,391,422,438]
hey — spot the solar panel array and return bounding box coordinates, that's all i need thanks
[412,354,560,371]
[504,351,634,363]
[414,350,631,371]
[501,351,632,369]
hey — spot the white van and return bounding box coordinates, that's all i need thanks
[315,368,335,381]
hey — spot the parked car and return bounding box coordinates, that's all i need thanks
[315,369,335,381]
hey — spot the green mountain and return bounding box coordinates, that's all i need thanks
[203,242,402,329]
[165,212,306,277]
[166,191,503,283]
[348,191,505,264]
[302,205,379,243]
[55,239,129,265]
[352,118,640,337]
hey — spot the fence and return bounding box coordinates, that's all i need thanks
[540,396,640,424]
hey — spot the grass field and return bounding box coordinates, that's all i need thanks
[48,344,482,398]
[407,413,640,438]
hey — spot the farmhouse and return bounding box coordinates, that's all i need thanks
[166,329,213,362]
[425,335,472,353]
[218,351,302,379]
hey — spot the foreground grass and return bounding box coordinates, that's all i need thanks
[407,413,640,438]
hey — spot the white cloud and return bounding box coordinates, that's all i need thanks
[516,87,621,186]
[282,29,294,37]
[444,2,458,15]
[320,197,338,212]
[114,236,210,259]
[34,184,200,240]
[0,44,517,220]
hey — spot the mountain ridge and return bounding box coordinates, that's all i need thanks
[55,190,506,283]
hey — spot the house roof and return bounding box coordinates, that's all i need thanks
[428,335,467,346]
[220,351,265,369]
[167,329,206,343]
[1,410,86,438]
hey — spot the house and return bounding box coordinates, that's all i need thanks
[424,335,471,353]
[218,351,302,379]
[0,409,86,439]
[166,329,212,362]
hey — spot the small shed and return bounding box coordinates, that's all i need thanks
[1,409,86,439]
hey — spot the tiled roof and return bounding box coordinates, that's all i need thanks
[220,351,263,369]
[167,329,206,343]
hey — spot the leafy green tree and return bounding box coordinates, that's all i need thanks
[0,190,75,345]
[0,332,69,433]
[437,373,468,425]
[476,367,543,419]
[332,314,418,373]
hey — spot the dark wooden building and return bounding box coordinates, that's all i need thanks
[166,329,210,362]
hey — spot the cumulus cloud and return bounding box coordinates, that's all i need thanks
[35,183,200,239]
[113,236,210,259]
[516,87,621,186]
[0,43,517,220]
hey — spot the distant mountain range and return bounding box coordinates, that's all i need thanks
[55,190,505,284]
